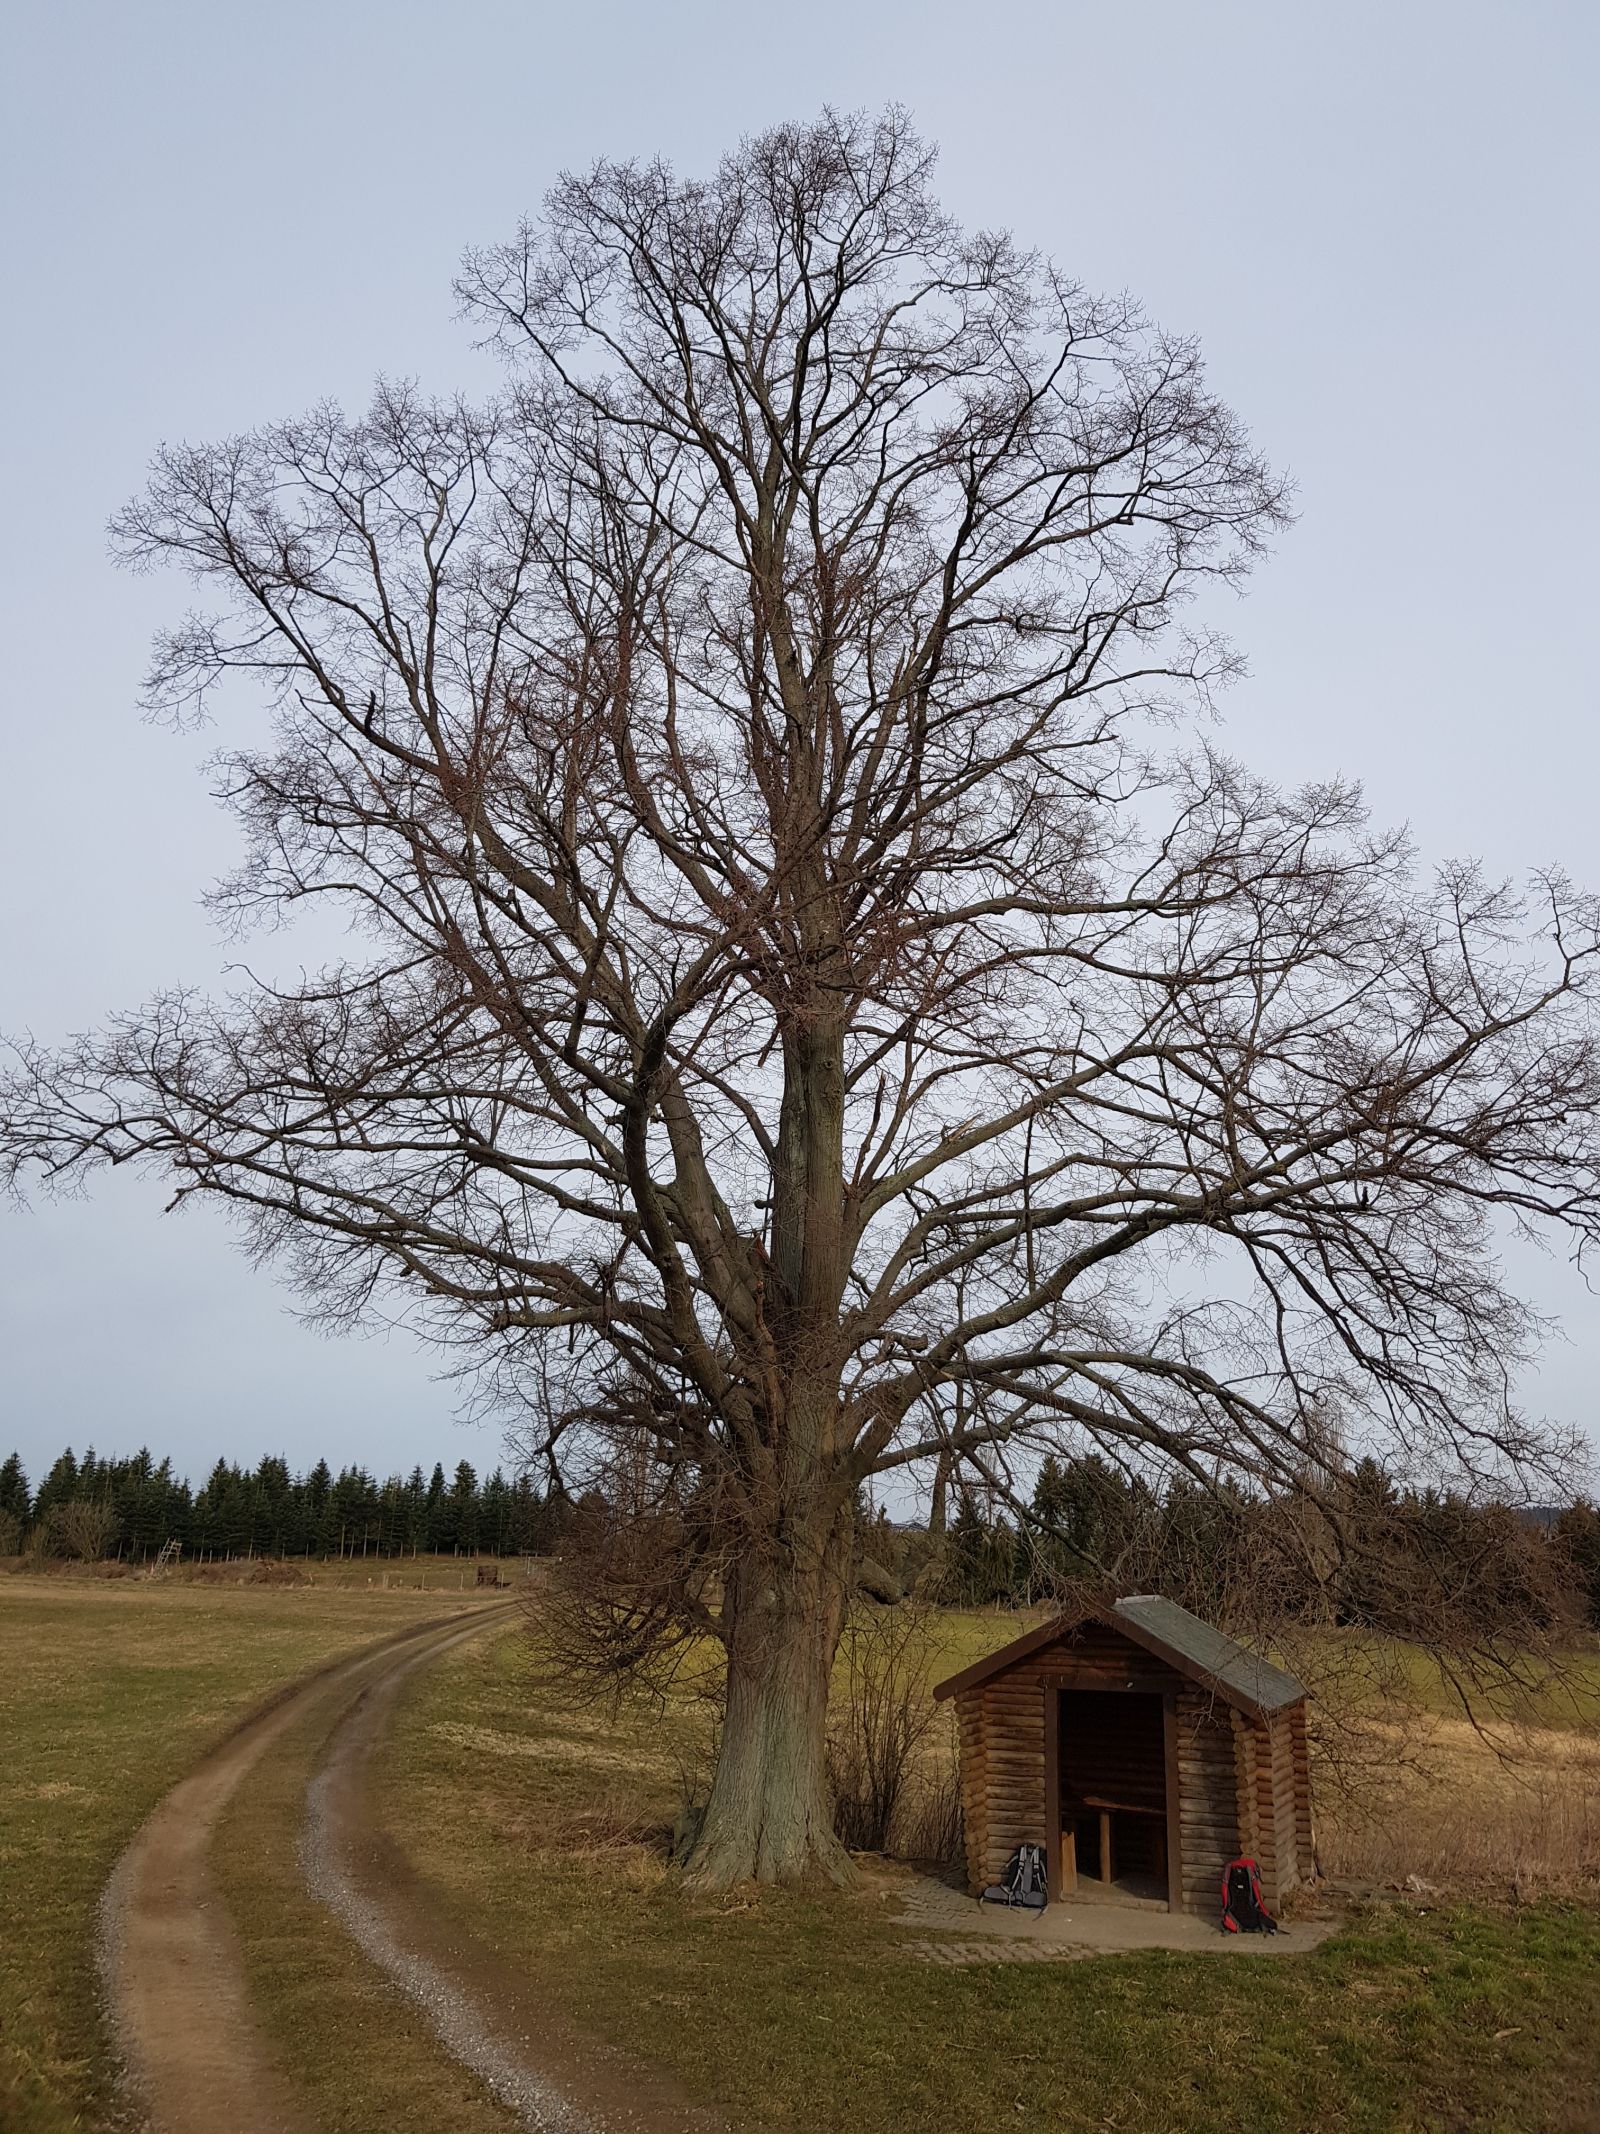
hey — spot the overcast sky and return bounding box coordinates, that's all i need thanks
[1,0,1596,1489]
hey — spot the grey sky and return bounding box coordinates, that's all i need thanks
[2,0,1596,1489]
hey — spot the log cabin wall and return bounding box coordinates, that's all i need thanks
[1250,1703,1314,1907]
[1041,1620,1177,1687]
[1175,1688,1241,1913]
[1241,1714,1280,1904]
[955,1687,988,1894]
[971,1667,1047,1887]
[1222,1707,1304,1909]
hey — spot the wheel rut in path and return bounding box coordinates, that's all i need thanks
[302,1622,726,2134]
[100,1608,506,2134]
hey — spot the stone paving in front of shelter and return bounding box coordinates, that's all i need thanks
[890,1870,1343,1964]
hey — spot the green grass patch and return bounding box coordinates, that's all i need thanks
[0,1572,449,2134]
[1378,1637,1600,1732]
[377,1627,1600,2133]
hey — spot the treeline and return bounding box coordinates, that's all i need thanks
[9,1436,1600,1634]
[930,1454,1600,1638]
[0,1445,572,1563]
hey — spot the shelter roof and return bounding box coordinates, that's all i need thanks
[931,1594,1306,1720]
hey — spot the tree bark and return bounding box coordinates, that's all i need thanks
[677,1010,856,1888]
[929,1447,954,1538]
[680,1510,854,1888]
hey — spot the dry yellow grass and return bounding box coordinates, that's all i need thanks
[1319,1713,1600,1900]
[0,1571,454,2134]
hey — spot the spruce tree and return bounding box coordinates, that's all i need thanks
[0,1453,29,1526]
[1554,1503,1600,1629]
[402,1466,427,1555]
[438,1460,479,1554]
[423,1463,447,1551]
[32,1448,79,1522]
[480,1469,510,1556]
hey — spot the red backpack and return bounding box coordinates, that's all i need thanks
[1220,1856,1278,1934]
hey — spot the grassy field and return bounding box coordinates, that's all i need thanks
[373,1621,1600,2134]
[1262,1631,1600,1903]
[167,1551,526,1592]
[0,1568,459,2134]
[5,1571,1598,2133]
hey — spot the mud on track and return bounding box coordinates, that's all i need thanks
[98,1609,509,2134]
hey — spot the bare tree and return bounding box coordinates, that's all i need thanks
[48,1500,121,1564]
[6,109,1600,1885]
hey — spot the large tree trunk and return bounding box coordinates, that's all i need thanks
[677,1002,856,1889]
[680,1512,854,1889]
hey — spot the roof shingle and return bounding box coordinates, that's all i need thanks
[1109,1594,1306,1713]
[931,1593,1308,1716]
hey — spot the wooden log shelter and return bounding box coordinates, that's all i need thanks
[933,1595,1312,1915]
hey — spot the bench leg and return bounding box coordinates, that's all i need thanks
[1099,1810,1113,1885]
[1061,1828,1077,1893]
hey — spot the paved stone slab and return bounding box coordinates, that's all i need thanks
[896,1938,1094,1967]
[891,1872,1342,1958]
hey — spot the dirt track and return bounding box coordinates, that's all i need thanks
[99,1605,722,2134]
[302,1622,722,2134]
[99,1610,499,2134]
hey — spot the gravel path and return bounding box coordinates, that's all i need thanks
[299,1620,590,2133]
[98,1610,497,2134]
[100,1600,723,2134]
[300,1619,726,2134]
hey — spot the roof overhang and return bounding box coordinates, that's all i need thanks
[931,1599,1306,1722]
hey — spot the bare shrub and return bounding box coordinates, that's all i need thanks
[667,1721,724,1867]
[828,1606,945,1854]
[43,1501,120,1563]
[540,1775,662,1860]
[0,1509,20,1558]
[242,1557,310,1586]
[527,1433,731,1714]
[892,1706,965,1865]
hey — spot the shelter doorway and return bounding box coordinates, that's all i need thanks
[1053,1689,1173,1906]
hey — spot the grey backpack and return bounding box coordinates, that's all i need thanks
[983,1841,1048,1909]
